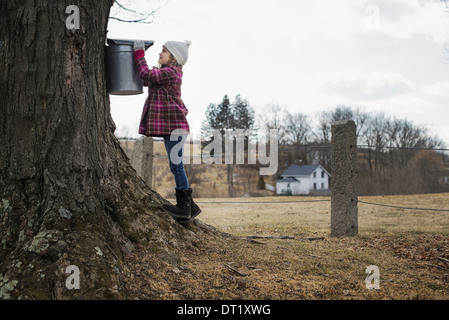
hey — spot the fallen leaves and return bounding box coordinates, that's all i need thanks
[224,262,264,277]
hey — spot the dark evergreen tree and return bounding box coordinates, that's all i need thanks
[201,94,255,196]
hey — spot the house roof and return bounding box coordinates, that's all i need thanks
[281,164,330,177]
[278,177,300,183]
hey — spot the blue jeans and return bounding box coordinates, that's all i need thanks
[163,135,189,190]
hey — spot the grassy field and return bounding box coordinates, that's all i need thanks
[121,140,448,299]
[126,193,449,300]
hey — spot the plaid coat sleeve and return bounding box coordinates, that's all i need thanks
[134,51,190,137]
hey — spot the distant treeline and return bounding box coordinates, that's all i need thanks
[259,103,449,195]
[202,95,449,196]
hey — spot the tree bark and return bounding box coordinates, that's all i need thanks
[0,0,196,299]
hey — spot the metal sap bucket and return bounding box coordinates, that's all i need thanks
[105,38,154,95]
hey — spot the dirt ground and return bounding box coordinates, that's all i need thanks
[124,193,449,300]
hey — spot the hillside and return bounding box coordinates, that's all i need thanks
[120,138,276,199]
[120,137,449,198]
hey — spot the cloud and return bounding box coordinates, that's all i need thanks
[361,0,449,45]
[421,81,449,96]
[313,69,416,100]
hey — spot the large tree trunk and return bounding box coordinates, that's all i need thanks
[0,0,199,299]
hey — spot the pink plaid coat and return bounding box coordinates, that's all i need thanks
[134,51,190,137]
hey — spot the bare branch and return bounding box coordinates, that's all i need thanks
[110,0,168,24]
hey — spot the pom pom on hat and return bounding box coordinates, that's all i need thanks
[163,40,191,65]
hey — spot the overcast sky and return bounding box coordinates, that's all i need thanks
[107,0,449,144]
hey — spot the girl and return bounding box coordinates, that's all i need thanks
[133,40,201,223]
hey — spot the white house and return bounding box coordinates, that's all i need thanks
[276,164,331,195]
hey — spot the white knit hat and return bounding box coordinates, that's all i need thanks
[163,40,191,65]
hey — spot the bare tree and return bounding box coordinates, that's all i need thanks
[284,112,311,145]
[313,110,332,144]
[257,102,290,144]
[362,112,388,175]
[109,0,167,24]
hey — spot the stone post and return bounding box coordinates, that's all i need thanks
[130,137,154,188]
[331,120,358,237]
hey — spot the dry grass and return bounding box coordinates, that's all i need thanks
[126,193,449,300]
[120,140,449,299]
[197,194,449,235]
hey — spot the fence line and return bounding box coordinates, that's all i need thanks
[120,138,449,153]
[144,143,448,160]
[195,199,331,204]
[356,145,449,152]
[193,198,449,213]
[354,199,449,212]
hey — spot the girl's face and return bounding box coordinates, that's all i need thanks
[159,46,175,65]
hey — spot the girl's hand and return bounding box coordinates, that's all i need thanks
[133,40,145,52]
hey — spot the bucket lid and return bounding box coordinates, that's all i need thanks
[106,38,154,50]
